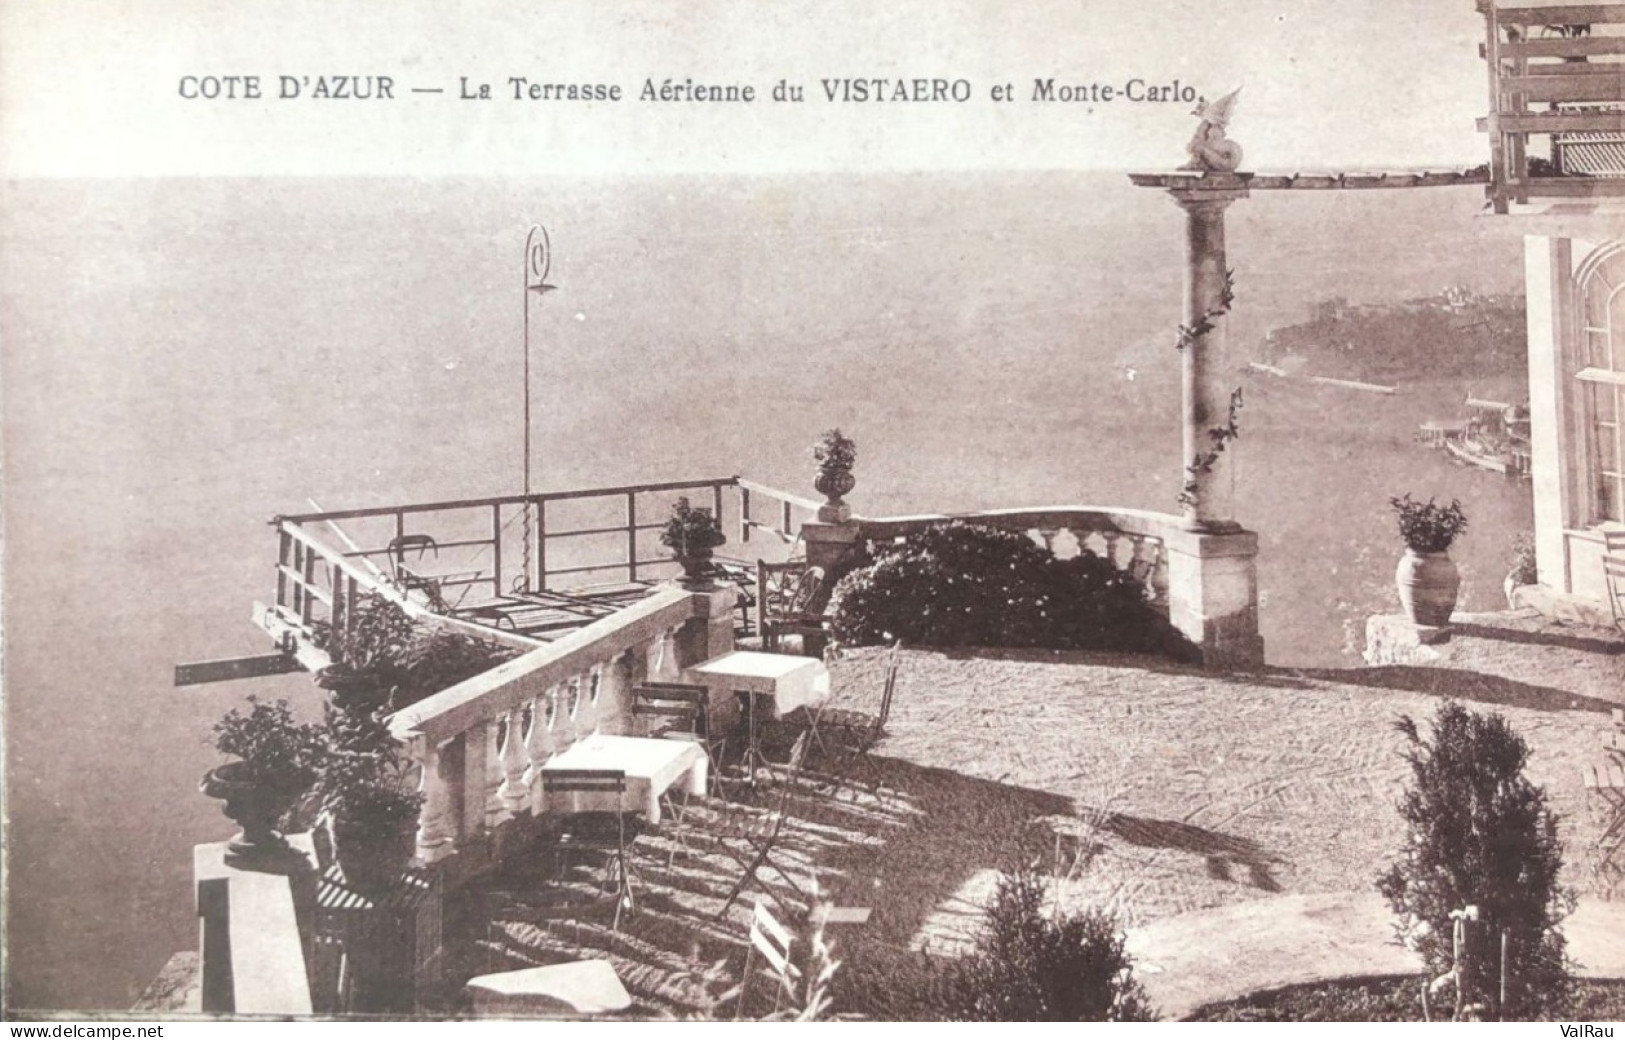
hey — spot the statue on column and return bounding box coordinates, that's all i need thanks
[1181,88,1244,172]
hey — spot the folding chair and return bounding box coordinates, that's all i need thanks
[735,900,801,1020]
[629,682,723,866]
[632,681,729,783]
[1603,529,1625,636]
[713,732,811,917]
[540,769,639,934]
[806,641,901,798]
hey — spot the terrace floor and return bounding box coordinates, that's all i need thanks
[446,615,1625,1020]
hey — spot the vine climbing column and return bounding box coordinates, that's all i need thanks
[1128,168,1264,669]
[1172,179,1248,532]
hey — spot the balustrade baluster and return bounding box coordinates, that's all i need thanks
[412,734,458,863]
[520,699,547,812]
[1103,531,1122,568]
[496,707,529,816]
[1033,528,1058,553]
[481,720,505,827]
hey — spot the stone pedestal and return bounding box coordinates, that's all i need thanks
[1162,525,1264,669]
[1363,613,1452,666]
[801,519,862,581]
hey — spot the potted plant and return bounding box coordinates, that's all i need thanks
[316,714,424,894]
[812,428,857,522]
[1390,494,1470,626]
[202,696,325,864]
[1504,530,1538,608]
[660,496,727,584]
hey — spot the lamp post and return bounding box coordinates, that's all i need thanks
[522,225,556,593]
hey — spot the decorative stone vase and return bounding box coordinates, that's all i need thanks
[200,762,306,862]
[814,467,856,522]
[675,546,716,587]
[332,816,416,895]
[1395,549,1461,627]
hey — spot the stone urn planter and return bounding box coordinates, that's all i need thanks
[814,467,856,520]
[675,545,716,585]
[1396,549,1461,627]
[200,762,307,862]
[812,428,858,522]
[660,497,725,588]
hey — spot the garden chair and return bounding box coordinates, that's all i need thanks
[630,682,726,865]
[734,900,801,1020]
[539,769,640,935]
[713,731,811,917]
[757,561,826,652]
[1603,528,1625,635]
[804,640,901,798]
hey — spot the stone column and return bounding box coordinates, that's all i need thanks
[1170,180,1248,533]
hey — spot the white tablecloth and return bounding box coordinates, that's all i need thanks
[684,650,829,719]
[539,734,707,825]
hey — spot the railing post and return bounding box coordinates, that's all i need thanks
[626,492,639,583]
[533,499,546,592]
[739,486,752,543]
[277,529,291,612]
[1483,2,1511,214]
[491,504,503,597]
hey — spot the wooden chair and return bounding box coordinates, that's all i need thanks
[1603,528,1625,635]
[756,561,826,652]
[735,900,801,1020]
[713,731,812,917]
[540,769,639,934]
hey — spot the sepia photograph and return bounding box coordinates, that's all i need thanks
[3,0,1624,1023]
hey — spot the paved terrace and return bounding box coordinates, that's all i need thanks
[450,613,1624,1020]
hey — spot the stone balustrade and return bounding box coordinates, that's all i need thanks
[387,583,736,864]
[855,506,1174,612]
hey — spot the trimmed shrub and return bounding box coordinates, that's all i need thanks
[829,522,1185,655]
[1375,701,1574,1020]
[946,868,1155,1021]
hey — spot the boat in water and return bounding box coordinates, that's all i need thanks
[1420,396,1532,478]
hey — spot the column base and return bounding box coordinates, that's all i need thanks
[1162,525,1265,670]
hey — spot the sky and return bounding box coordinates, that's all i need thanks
[0,0,1498,178]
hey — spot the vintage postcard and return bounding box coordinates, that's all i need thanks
[4,0,1623,1024]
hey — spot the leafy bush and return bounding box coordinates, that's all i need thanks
[314,595,518,712]
[812,428,857,471]
[829,522,1185,656]
[1389,494,1469,554]
[1375,702,1574,1020]
[211,696,326,792]
[1508,531,1538,586]
[946,868,1155,1021]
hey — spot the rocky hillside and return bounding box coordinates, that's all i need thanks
[1257,289,1527,385]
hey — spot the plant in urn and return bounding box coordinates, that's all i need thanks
[201,696,324,867]
[1390,494,1469,627]
[660,497,727,586]
[813,428,858,523]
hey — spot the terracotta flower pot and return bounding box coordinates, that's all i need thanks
[1396,549,1460,627]
[200,762,306,861]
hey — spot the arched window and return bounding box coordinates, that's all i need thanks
[1578,246,1625,523]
